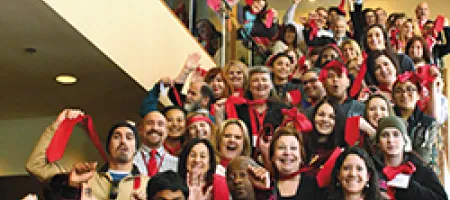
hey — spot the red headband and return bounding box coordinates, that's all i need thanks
[319,60,348,82]
[187,115,213,127]
[395,71,422,87]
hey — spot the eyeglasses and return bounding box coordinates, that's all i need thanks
[302,77,318,85]
[394,86,418,94]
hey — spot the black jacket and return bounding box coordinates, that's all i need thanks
[373,153,447,200]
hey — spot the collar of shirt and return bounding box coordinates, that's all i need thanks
[140,144,164,158]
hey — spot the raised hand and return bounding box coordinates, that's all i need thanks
[69,162,97,188]
[131,189,147,200]
[184,53,202,72]
[293,0,302,4]
[53,109,85,128]
[187,167,212,200]
[247,164,270,189]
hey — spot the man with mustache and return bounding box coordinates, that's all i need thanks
[26,109,148,199]
[134,111,178,176]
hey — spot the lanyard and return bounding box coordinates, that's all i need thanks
[141,150,165,174]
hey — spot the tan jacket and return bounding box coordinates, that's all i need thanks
[26,124,149,200]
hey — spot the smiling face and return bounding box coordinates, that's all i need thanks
[272,135,302,176]
[320,48,339,66]
[393,81,420,110]
[408,40,424,59]
[374,55,397,86]
[401,21,414,39]
[333,19,347,38]
[227,65,245,89]
[140,112,167,148]
[314,103,336,135]
[165,109,186,139]
[366,27,386,51]
[342,43,359,61]
[109,126,137,163]
[219,123,245,160]
[208,74,225,99]
[378,128,405,156]
[249,72,272,100]
[284,28,297,45]
[226,158,255,200]
[188,121,212,140]
[366,97,389,128]
[302,71,325,100]
[186,143,210,174]
[272,56,292,81]
[338,154,369,196]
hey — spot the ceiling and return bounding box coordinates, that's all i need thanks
[0,0,146,130]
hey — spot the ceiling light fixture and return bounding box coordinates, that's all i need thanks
[309,0,315,2]
[55,74,77,85]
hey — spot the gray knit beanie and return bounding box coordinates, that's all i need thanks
[376,116,412,152]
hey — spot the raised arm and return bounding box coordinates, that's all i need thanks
[25,109,85,182]
[175,53,201,84]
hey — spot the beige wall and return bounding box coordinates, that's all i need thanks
[0,116,103,176]
[42,0,216,90]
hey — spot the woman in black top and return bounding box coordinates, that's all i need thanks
[269,127,324,200]
[327,147,383,200]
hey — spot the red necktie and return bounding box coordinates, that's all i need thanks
[147,149,158,176]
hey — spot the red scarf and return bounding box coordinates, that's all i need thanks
[46,115,108,163]
[383,161,416,200]
[280,108,313,133]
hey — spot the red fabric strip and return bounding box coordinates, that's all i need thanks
[46,115,108,163]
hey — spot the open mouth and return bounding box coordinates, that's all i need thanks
[226,144,238,151]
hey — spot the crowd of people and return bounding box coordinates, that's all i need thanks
[22,0,449,200]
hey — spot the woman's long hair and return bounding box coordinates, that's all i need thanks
[204,67,234,99]
[178,139,216,189]
[363,24,394,53]
[405,36,432,64]
[365,50,400,86]
[305,98,346,162]
[328,146,383,200]
[279,24,299,49]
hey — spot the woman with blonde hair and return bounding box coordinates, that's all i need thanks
[223,60,249,97]
[215,119,251,171]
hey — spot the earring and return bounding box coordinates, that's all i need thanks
[365,183,370,188]
[336,182,341,187]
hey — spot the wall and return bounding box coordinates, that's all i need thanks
[0,116,103,176]
[41,0,216,90]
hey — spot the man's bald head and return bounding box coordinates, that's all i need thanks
[226,156,256,200]
[416,2,430,20]
[140,111,167,148]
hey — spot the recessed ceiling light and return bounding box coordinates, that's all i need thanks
[309,0,315,2]
[55,74,77,85]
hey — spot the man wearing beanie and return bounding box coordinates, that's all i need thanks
[376,116,412,152]
[134,110,178,176]
[373,116,447,200]
[26,109,148,200]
